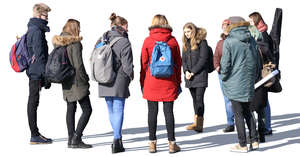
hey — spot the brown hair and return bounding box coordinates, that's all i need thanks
[249,12,263,26]
[151,14,169,27]
[62,19,80,36]
[182,22,198,52]
[33,3,51,17]
[109,13,128,27]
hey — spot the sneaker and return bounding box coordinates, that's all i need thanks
[264,130,273,136]
[230,144,248,153]
[149,140,157,153]
[250,142,259,151]
[223,125,235,133]
[30,135,53,145]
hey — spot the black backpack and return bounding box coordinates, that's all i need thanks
[207,45,214,73]
[45,46,75,83]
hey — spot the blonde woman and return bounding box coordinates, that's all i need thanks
[182,23,209,132]
[140,14,182,154]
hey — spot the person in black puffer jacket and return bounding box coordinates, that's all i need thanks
[182,22,209,133]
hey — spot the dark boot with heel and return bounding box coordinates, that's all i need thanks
[70,133,92,149]
[112,139,125,153]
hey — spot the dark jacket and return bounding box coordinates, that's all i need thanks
[52,33,90,102]
[140,25,182,102]
[97,26,134,98]
[220,21,260,102]
[182,40,209,88]
[26,18,50,80]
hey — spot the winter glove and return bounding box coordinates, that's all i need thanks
[41,78,51,89]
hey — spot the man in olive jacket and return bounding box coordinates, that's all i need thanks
[220,16,259,152]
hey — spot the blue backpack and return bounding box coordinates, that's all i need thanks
[150,40,174,78]
[9,34,32,72]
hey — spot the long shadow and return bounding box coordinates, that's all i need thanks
[54,113,300,152]
[92,123,226,148]
[270,113,300,121]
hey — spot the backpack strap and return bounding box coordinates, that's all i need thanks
[109,37,123,47]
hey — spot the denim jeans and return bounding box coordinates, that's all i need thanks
[218,75,234,126]
[105,97,125,139]
[264,100,272,131]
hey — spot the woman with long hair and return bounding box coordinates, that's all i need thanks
[182,22,209,132]
[52,19,92,148]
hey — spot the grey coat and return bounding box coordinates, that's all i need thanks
[97,27,134,98]
[52,32,90,102]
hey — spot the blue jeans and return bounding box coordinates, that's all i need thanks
[264,100,272,131]
[105,97,125,139]
[218,75,234,126]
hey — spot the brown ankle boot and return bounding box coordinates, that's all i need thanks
[195,116,204,132]
[186,115,197,130]
[149,140,157,153]
[168,141,180,153]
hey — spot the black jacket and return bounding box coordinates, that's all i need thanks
[26,18,50,80]
[182,40,209,88]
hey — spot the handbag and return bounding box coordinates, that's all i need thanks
[259,48,276,88]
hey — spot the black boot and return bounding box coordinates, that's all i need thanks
[112,139,125,154]
[70,133,92,149]
[223,125,235,133]
[68,136,72,148]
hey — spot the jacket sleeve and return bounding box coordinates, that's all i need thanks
[213,40,222,69]
[69,42,89,80]
[190,41,209,74]
[31,30,47,77]
[140,38,149,88]
[182,51,188,73]
[120,39,134,81]
[220,40,232,81]
[173,39,182,86]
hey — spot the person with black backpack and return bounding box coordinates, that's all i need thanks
[93,13,134,154]
[52,19,92,149]
[182,22,210,133]
[26,3,52,145]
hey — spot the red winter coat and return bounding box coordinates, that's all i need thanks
[140,26,182,102]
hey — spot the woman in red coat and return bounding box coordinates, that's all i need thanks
[140,14,182,154]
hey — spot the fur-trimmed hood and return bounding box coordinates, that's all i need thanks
[196,27,207,43]
[225,21,250,34]
[52,34,82,47]
[148,24,173,32]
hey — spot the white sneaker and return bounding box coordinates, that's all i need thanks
[230,144,248,153]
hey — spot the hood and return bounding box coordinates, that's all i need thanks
[52,33,82,46]
[149,25,172,42]
[226,21,251,42]
[196,27,207,43]
[27,18,50,32]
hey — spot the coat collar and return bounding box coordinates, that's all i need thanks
[148,24,173,32]
[28,18,50,32]
[225,21,250,34]
[52,32,82,46]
